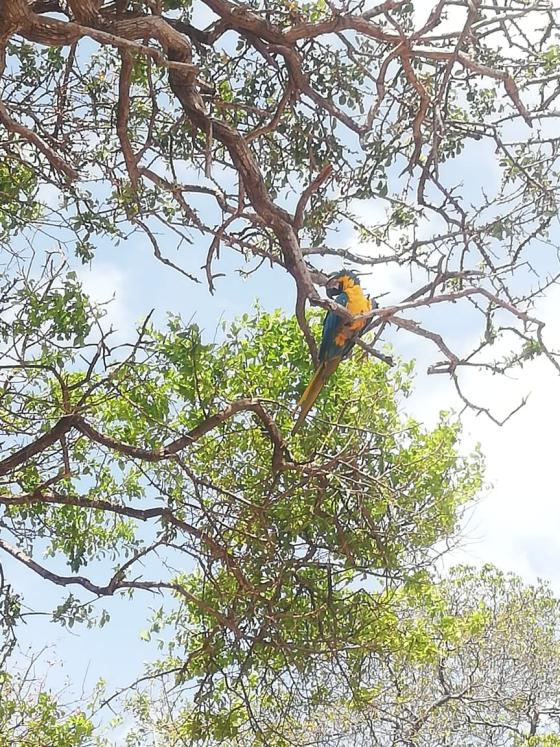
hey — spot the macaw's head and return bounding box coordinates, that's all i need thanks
[325,270,361,298]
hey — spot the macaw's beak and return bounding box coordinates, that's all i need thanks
[326,278,341,298]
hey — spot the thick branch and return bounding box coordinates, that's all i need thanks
[0,535,241,635]
[0,399,290,477]
[0,102,78,180]
[0,491,253,591]
[294,162,333,234]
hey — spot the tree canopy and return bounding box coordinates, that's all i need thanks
[0,254,482,740]
[1,0,560,743]
[1,0,559,418]
[126,565,560,746]
[0,663,94,747]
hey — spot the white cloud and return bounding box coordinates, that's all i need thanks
[37,183,61,210]
[76,262,133,341]
[434,287,560,590]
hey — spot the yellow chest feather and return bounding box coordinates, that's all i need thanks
[345,283,371,315]
[334,280,372,346]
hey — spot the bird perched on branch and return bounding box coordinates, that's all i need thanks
[292,270,375,434]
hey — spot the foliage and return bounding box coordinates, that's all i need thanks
[0,156,40,235]
[0,259,481,741]
[131,565,560,746]
[1,0,560,741]
[0,0,559,419]
[0,666,94,747]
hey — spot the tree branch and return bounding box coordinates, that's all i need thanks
[0,102,78,180]
[0,399,291,477]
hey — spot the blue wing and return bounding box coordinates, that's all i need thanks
[319,292,377,362]
[319,291,348,362]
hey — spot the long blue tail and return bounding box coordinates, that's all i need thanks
[292,358,340,434]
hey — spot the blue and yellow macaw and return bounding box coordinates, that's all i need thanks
[293,270,375,433]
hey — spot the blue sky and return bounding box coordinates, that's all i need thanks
[3,0,560,740]
[12,156,559,737]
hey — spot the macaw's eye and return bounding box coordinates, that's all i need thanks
[326,280,342,298]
